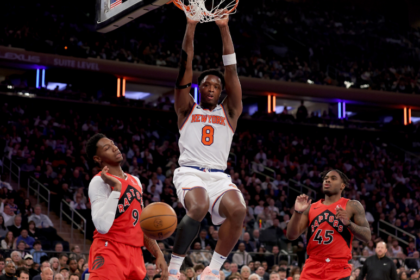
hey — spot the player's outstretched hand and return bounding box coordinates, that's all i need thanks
[294,194,311,213]
[215,9,229,27]
[336,205,350,226]
[156,255,169,280]
[100,166,122,191]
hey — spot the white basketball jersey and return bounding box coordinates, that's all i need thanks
[178,103,234,170]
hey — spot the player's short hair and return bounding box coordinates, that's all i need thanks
[86,133,106,163]
[320,169,350,188]
[198,69,225,90]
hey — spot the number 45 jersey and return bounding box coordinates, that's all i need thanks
[306,197,354,261]
[178,103,234,170]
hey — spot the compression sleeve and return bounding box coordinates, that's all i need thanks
[88,176,121,234]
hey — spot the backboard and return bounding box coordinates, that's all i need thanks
[96,0,168,33]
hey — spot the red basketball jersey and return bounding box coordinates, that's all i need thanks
[93,172,144,247]
[306,197,353,261]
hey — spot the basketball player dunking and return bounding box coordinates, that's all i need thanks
[85,134,168,280]
[167,13,246,280]
[286,169,371,280]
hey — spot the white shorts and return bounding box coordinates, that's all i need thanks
[173,166,242,225]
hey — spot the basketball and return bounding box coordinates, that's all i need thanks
[140,202,177,240]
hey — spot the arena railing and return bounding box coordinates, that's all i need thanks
[2,156,21,187]
[27,176,51,217]
[389,143,420,165]
[287,179,317,200]
[60,200,87,252]
[377,219,416,248]
[251,164,276,181]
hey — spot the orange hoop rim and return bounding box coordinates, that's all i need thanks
[171,0,239,15]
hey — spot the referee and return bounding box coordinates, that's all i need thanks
[358,241,397,280]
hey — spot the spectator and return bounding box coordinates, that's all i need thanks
[76,257,84,272]
[249,274,260,280]
[59,268,69,280]
[0,216,7,238]
[358,242,397,280]
[241,232,256,253]
[69,245,82,260]
[19,199,33,219]
[185,267,195,280]
[11,251,22,265]
[29,241,47,264]
[296,101,308,121]
[16,242,29,259]
[54,243,64,257]
[28,205,53,228]
[2,205,16,227]
[70,194,86,210]
[190,243,211,266]
[27,221,39,240]
[255,266,268,280]
[193,264,204,276]
[33,261,52,280]
[146,263,157,280]
[16,267,30,280]
[69,274,79,280]
[230,263,239,275]
[391,240,404,257]
[23,255,37,279]
[40,267,53,280]
[49,258,60,275]
[16,229,35,250]
[240,266,251,280]
[58,254,68,269]
[251,230,261,252]
[233,243,253,266]
[278,268,287,280]
[405,251,420,270]
[222,262,232,278]
[53,274,64,280]
[269,272,280,280]
[7,215,23,238]
[193,230,210,250]
[0,261,16,280]
[67,259,80,276]
[1,231,16,250]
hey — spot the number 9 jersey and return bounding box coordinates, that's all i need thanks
[178,103,234,171]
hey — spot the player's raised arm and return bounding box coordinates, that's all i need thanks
[286,194,311,241]
[216,13,242,128]
[174,17,199,128]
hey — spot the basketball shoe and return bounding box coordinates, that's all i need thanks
[199,267,220,280]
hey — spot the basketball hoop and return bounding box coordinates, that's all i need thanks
[171,0,239,23]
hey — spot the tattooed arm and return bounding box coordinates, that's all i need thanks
[144,235,168,280]
[337,200,371,243]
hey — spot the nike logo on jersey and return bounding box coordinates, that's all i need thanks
[191,114,226,126]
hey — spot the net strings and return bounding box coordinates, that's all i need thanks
[178,0,238,23]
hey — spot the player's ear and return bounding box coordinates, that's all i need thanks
[93,155,101,165]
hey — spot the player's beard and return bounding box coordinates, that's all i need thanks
[322,188,333,196]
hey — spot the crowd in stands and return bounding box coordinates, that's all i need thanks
[0,95,420,279]
[1,1,420,94]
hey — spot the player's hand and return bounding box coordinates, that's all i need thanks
[294,194,311,213]
[186,15,199,25]
[336,206,350,226]
[155,254,168,280]
[100,166,122,192]
[215,10,229,27]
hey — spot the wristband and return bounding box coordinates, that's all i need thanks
[222,53,236,66]
[295,209,304,214]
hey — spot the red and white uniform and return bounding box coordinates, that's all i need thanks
[300,197,353,280]
[174,103,241,225]
[88,172,146,280]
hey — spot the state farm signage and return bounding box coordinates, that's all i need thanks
[0,51,41,63]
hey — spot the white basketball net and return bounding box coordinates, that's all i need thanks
[175,0,238,23]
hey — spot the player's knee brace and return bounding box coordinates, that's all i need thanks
[172,215,201,255]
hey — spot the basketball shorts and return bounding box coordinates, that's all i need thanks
[300,257,352,280]
[173,166,242,225]
[88,238,146,280]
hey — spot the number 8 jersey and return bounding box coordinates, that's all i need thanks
[306,197,354,261]
[178,103,234,170]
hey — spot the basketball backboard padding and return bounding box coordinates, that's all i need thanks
[96,0,169,33]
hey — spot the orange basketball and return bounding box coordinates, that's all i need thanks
[140,202,177,240]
